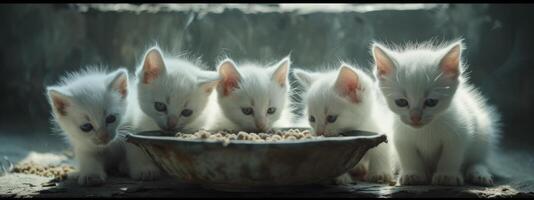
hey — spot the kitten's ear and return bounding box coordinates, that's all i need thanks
[107,68,129,98]
[372,43,396,79]
[334,64,361,104]
[47,87,71,116]
[439,42,463,79]
[272,56,290,87]
[217,58,241,96]
[197,71,220,94]
[293,69,318,90]
[140,47,166,84]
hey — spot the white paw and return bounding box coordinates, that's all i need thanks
[432,172,464,186]
[129,164,161,181]
[77,170,106,186]
[335,173,354,185]
[367,171,393,184]
[399,171,427,185]
[466,166,494,186]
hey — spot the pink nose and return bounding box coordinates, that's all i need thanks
[167,117,177,129]
[410,115,422,124]
[97,131,111,143]
[256,123,266,132]
[315,130,325,136]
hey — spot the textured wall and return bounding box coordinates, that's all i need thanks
[1,4,533,150]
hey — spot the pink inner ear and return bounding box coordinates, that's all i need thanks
[373,47,394,78]
[336,68,361,104]
[440,46,461,79]
[218,60,240,96]
[221,77,238,96]
[143,64,161,84]
[275,67,288,87]
[338,81,361,103]
[142,51,163,84]
[117,77,128,97]
[52,96,68,116]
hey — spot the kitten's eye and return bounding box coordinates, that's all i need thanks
[80,123,93,132]
[105,115,116,124]
[267,107,276,115]
[154,102,167,112]
[309,116,315,123]
[395,99,409,107]
[326,115,338,123]
[241,107,253,115]
[181,109,193,117]
[424,98,439,107]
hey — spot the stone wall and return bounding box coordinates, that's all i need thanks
[1,4,533,149]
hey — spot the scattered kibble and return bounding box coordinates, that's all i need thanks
[11,162,74,181]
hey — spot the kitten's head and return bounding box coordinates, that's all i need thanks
[371,41,464,128]
[47,68,129,147]
[216,57,290,132]
[136,47,218,133]
[294,64,374,136]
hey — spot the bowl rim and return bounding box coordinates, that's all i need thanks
[122,127,387,146]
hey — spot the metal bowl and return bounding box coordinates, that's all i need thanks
[124,128,387,192]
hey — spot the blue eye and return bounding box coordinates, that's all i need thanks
[80,123,93,132]
[181,109,193,117]
[242,107,253,115]
[326,115,337,123]
[106,115,116,124]
[267,107,276,115]
[395,99,409,107]
[424,98,439,107]
[309,116,315,123]
[154,102,167,112]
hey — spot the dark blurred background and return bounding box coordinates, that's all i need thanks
[0,3,533,152]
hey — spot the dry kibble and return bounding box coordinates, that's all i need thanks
[11,162,74,179]
[286,136,297,140]
[271,135,282,140]
[175,129,321,144]
[237,132,248,140]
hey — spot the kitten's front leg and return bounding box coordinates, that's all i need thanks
[366,144,393,184]
[125,143,161,180]
[395,139,428,185]
[432,139,465,186]
[75,149,107,186]
[466,164,493,186]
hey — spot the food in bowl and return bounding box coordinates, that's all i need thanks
[174,129,325,146]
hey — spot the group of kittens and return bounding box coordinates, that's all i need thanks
[46,40,500,187]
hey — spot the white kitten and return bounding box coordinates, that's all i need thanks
[294,64,394,185]
[46,67,129,186]
[206,57,294,132]
[372,40,500,186]
[122,47,218,180]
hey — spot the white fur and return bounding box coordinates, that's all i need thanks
[372,40,500,186]
[121,46,219,180]
[46,67,129,186]
[293,64,395,184]
[206,57,294,132]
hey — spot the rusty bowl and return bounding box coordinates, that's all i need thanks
[124,128,387,192]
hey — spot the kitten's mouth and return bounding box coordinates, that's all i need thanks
[93,138,113,146]
[409,122,424,128]
[161,127,181,135]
